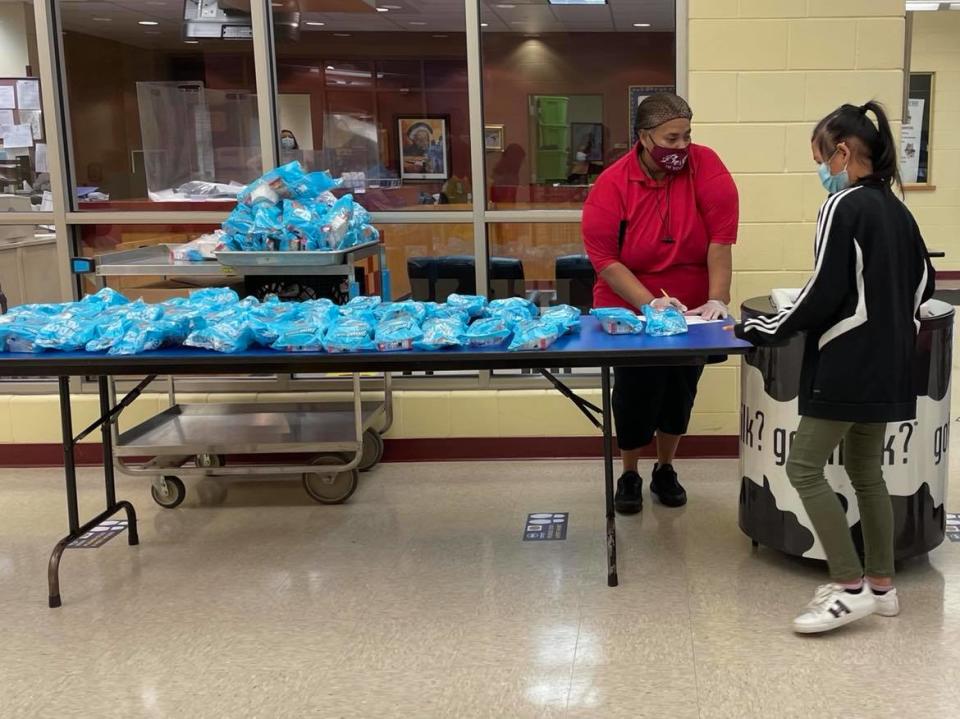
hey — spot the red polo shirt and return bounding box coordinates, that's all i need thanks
[582,143,739,311]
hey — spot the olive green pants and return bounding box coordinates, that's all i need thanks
[785,416,894,582]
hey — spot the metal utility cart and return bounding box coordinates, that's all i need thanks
[108,373,393,508]
[84,241,393,507]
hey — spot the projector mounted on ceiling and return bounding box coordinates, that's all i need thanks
[183,0,252,39]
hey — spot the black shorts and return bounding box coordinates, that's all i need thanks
[612,365,705,450]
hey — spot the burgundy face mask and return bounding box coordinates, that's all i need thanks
[647,142,689,173]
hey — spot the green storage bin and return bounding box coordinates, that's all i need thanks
[536,149,569,181]
[538,123,569,150]
[536,96,568,126]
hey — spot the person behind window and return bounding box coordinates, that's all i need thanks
[735,102,935,634]
[280,129,299,151]
[582,93,739,513]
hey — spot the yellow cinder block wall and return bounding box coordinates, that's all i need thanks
[0,0,913,446]
[906,11,960,264]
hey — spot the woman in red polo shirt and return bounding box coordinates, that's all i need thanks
[582,93,739,513]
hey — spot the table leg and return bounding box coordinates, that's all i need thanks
[99,376,138,547]
[601,366,619,587]
[49,376,79,608]
[48,376,140,608]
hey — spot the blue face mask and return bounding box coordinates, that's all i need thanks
[818,153,849,194]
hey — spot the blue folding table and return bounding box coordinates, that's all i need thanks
[0,318,750,607]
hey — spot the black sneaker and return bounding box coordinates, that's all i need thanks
[650,463,687,507]
[614,471,643,514]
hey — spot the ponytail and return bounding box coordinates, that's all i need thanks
[812,100,902,194]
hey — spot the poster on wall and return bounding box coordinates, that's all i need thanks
[900,98,924,184]
[398,116,450,181]
[628,85,676,143]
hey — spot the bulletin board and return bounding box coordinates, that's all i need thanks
[0,76,47,183]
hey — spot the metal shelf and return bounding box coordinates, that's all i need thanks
[94,243,380,278]
[116,401,385,456]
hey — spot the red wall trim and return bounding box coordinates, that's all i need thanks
[935,270,960,280]
[0,436,739,468]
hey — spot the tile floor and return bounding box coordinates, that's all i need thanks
[0,453,959,718]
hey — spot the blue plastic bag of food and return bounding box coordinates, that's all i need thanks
[375,301,426,324]
[463,317,511,347]
[319,194,355,250]
[1,324,46,353]
[487,297,538,321]
[508,319,563,352]
[641,305,688,337]
[323,318,375,353]
[346,295,381,313]
[541,304,582,334]
[271,318,327,352]
[108,318,188,356]
[374,317,423,352]
[424,303,470,325]
[248,300,304,346]
[237,161,307,206]
[184,313,254,353]
[81,287,130,309]
[413,317,465,351]
[222,204,255,236]
[187,287,240,308]
[446,294,488,319]
[299,298,340,326]
[590,307,644,335]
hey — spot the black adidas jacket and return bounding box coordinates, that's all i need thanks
[737,181,935,423]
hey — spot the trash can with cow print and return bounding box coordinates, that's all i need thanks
[738,296,953,560]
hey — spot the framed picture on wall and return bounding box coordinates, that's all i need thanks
[484,124,505,152]
[628,85,676,143]
[398,115,450,181]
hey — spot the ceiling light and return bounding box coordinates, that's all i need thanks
[138,20,159,26]
[333,32,351,36]
[92,17,112,22]
[481,22,489,27]
[326,65,335,69]
[306,22,325,26]
[184,40,199,44]
[496,4,516,8]
[548,0,606,4]
[376,6,389,11]
[633,22,650,27]
[409,21,426,25]
[905,1,941,9]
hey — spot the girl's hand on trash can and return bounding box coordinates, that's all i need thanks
[688,299,729,321]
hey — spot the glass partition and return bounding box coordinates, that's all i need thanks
[58,0,261,210]
[273,3,472,211]
[481,0,676,209]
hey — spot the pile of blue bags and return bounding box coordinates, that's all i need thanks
[0,289,584,356]
[590,306,688,337]
[219,161,380,253]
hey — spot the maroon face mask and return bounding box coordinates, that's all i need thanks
[647,142,689,173]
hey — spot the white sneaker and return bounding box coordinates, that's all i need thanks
[792,583,877,634]
[870,586,900,617]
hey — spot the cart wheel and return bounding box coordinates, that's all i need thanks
[151,476,186,509]
[359,429,385,472]
[302,456,359,504]
[195,453,225,469]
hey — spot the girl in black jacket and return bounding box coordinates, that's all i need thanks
[737,101,935,634]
